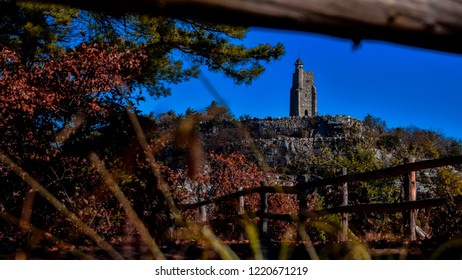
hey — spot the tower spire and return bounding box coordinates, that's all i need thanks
[290,58,317,117]
[295,57,304,70]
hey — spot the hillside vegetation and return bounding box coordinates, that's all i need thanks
[1,99,462,259]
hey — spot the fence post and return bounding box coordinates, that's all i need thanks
[238,187,245,240]
[340,167,349,242]
[297,186,308,242]
[199,205,207,223]
[259,182,269,241]
[199,184,207,223]
[404,157,417,241]
[238,187,245,215]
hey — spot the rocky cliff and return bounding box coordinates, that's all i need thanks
[200,115,363,169]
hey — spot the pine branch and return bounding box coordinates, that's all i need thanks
[19,0,462,54]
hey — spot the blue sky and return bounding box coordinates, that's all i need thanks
[139,27,462,140]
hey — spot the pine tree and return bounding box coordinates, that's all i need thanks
[0,2,78,68]
[1,3,285,99]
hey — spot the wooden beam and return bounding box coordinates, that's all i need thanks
[340,167,349,242]
[179,185,289,209]
[19,0,462,54]
[179,156,462,210]
[320,198,449,215]
[259,182,269,241]
[403,157,417,241]
[245,196,461,222]
[189,196,462,221]
[295,155,462,193]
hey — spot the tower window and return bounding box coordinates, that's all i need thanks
[305,110,308,116]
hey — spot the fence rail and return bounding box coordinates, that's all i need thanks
[294,155,462,193]
[180,155,462,209]
[178,155,462,242]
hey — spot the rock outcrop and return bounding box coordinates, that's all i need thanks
[200,115,363,168]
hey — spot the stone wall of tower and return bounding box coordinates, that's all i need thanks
[299,72,316,117]
[289,60,317,117]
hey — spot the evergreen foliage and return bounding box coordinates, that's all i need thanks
[1,3,284,99]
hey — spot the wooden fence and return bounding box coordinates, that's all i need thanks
[179,155,462,242]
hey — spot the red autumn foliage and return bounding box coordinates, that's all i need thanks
[171,151,297,240]
[0,43,146,162]
[0,42,300,249]
[0,43,147,243]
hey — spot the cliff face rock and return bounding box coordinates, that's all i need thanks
[201,115,363,168]
[244,115,354,138]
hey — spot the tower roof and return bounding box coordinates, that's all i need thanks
[295,58,304,66]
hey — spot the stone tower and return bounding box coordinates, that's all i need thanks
[290,58,317,117]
